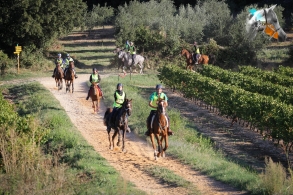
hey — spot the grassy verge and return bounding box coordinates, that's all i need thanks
[0,82,144,195]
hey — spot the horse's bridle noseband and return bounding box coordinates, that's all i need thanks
[263,9,281,37]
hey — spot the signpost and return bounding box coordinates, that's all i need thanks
[14,45,22,74]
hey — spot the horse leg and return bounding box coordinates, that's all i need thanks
[149,134,157,160]
[92,101,96,113]
[71,81,74,93]
[107,128,112,150]
[139,63,143,74]
[156,134,163,157]
[96,98,100,112]
[162,134,168,158]
[65,81,68,93]
[116,127,122,147]
[121,129,126,152]
[112,129,118,149]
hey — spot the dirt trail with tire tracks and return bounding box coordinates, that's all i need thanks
[36,74,247,195]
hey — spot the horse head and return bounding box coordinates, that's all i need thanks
[69,61,75,69]
[118,50,125,59]
[113,47,121,54]
[157,98,166,115]
[246,5,286,41]
[180,48,189,57]
[123,98,132,117]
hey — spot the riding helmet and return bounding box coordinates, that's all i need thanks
[156,84,162,89]
[67,53,70,57]
[58,53,61,57]
[93,68,98,72]
[117,83,123,89]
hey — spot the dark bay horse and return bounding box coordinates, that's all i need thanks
[103,99,132,152]
[55,63,64,91]
[181,48,209,71]
[150,98,169,160]
[89,82,102,113]
[64,61,75,93]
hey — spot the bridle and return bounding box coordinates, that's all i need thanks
[262,9,281,39]
[156,100,167,132]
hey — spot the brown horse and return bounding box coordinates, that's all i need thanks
[180,48,209,71]
[64,61,75,93]
[89,82,102,113]
[55,64,64,91]
[103,99,132,152]
[150,98,169,160]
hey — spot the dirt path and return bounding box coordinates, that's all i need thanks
[37,74,248,195]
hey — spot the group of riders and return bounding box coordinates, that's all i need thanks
[122,40,201,65]
[52,39,179,137]
[52,53,78,79]
[83,66,173,136]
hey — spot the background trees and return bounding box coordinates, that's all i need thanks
[0,0,87,54]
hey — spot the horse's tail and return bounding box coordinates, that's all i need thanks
[144,55,150,69]
[208,54,216,65]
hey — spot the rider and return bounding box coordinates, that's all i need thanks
[64,53,78,78]
[128,42,136,66]
[192,41,200,65]
[107,83,131,132]
[124,40,130,51]
[144,84,173,136]
[52,53,64,78]
[86,68,104,100]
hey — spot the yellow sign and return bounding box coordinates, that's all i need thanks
[15,46,22,52]
[14,51,20,55]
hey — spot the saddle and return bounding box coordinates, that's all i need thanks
[91,84,102,96]
[149,114,169,130]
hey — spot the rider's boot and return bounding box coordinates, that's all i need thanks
[167,127,174,136]
[144,122,151,136]
[52,68,56,78]
[86,89,90,100]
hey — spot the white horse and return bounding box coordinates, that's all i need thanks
[118,51,145,74]
[245,5,286,42]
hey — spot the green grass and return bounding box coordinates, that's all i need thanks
[144,165,201,195]
[1,82,145,195]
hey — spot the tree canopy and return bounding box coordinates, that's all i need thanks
[0,0,87,53]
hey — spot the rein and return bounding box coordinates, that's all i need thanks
[263,9,280,38]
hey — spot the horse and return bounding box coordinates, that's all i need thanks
[64,61,75,93]
[89,82,102,113]
[180,48,209,71]
[113,47,124,71]
[245,4,286,42]
[55,63,64,91]
[103,99,132,152]
[149,98,169,160]
[118,50,144,74]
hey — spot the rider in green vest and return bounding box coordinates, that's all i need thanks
[128,42,136,66]
[144,84,173,136]
[192,41,200,65]
[107,83,128,131]
[52,53,65,78]
[64,53,78,78]
[124,40,130,51]
[86,68,104,100]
